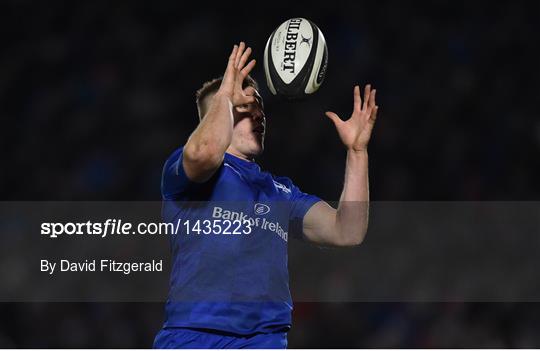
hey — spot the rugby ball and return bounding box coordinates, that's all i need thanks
[264,18,328,99]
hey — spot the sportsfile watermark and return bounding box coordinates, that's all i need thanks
[40,218,252,238]
[4,201,540,302]
[40,205,287,240]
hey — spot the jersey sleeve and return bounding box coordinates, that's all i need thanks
[161,147,199,200]
[288,180,322,240]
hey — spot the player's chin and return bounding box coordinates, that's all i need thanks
[250,136,265,155]
[253,142,264,156]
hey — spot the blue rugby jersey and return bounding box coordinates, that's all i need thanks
[160,147,321,335]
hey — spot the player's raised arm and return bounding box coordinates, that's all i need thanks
[302,85,379,246]
[183,42,257,182]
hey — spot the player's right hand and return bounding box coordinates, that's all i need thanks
[216,42,257,106]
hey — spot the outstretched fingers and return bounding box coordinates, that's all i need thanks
[325,111,343,126]
[223,45,238,85]
[234,42,246,68]
[240,59,256,78]
[369,89,377,109]
[353,85,361,112]
[369,105,379,126]
[229,45,238,64]
[368,91,379,125]
[233,42,256,84]
[237,46,252,70]
[362,84,371,111]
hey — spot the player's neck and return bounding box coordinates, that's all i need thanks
[226,148,255,162]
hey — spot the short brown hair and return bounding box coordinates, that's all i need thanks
[195,75,259,119]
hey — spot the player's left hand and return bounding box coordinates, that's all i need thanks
[325,85,379,152]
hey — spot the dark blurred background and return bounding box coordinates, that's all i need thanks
[1,0,540,347]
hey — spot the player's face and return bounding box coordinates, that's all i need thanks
[230,88,266,159]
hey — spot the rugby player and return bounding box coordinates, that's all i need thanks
[154,42,379,348]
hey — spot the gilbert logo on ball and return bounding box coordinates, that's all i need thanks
[264,18,328,99]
